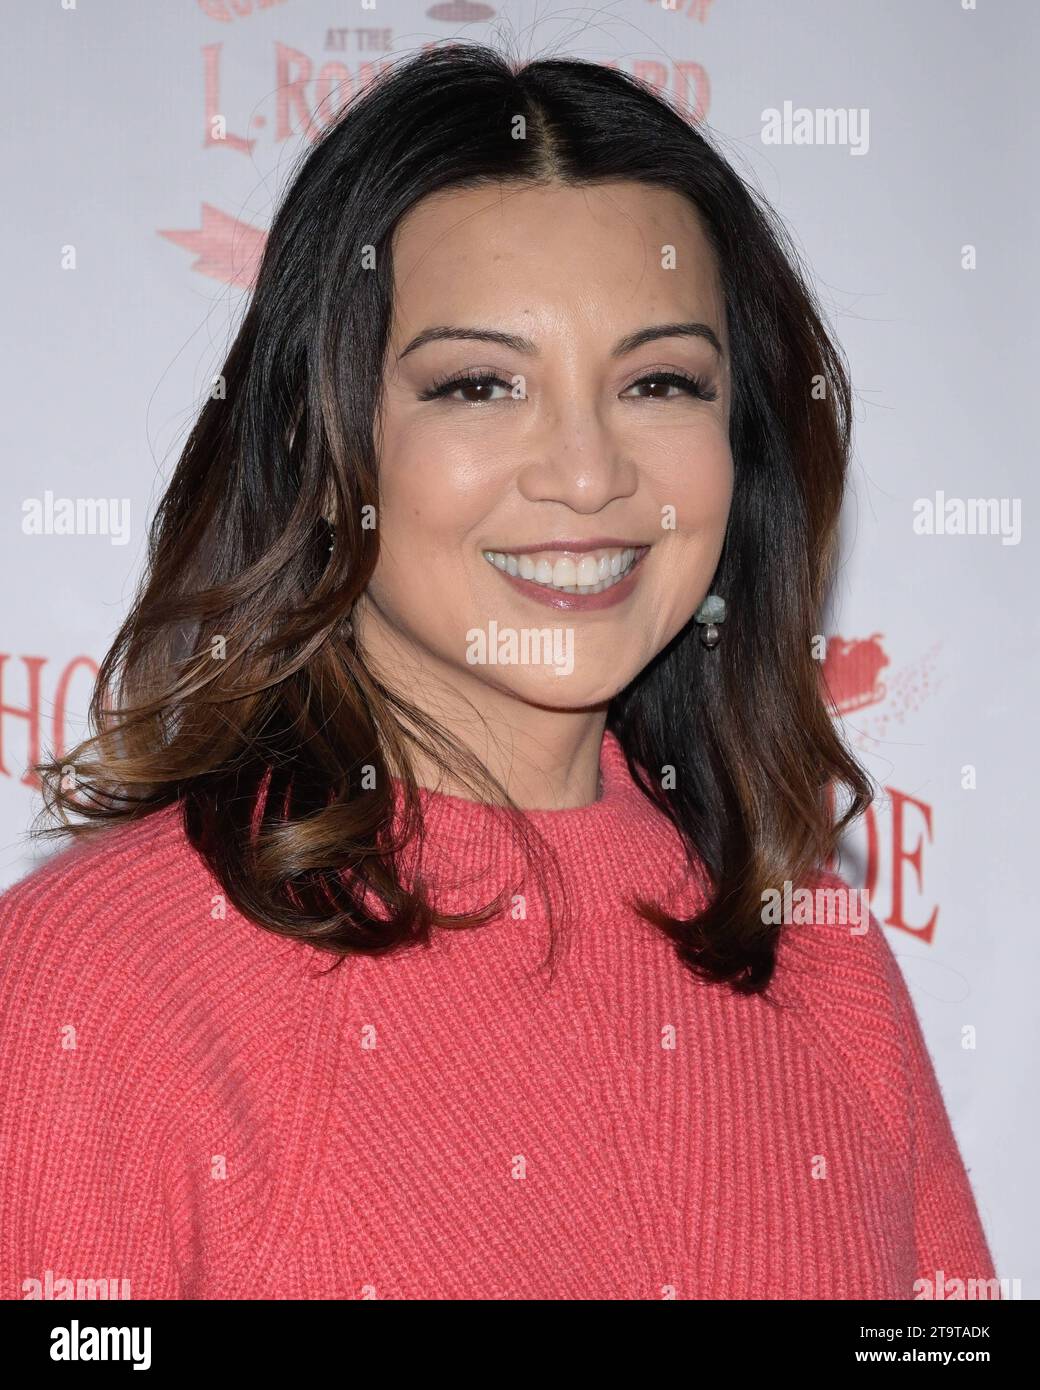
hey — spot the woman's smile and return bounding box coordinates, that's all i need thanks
[480,541,652,610]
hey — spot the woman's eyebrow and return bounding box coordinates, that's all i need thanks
[614,321,723,359]
[397,321,724,361]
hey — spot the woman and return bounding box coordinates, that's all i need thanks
[0,44,996,1301]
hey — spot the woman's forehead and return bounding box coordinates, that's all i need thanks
[387,181,725,348]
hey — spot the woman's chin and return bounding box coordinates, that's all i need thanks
[472,664,626,711]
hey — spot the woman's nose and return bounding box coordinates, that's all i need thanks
[515,395,638,513]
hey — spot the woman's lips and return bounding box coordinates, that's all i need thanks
[487,547,650,611]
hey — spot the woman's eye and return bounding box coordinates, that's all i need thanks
[421,374,514,404]
[621,372,716,401]
[420,369,717,405]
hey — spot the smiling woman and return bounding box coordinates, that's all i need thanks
[0,42,997,1302]
[362,178,735,730]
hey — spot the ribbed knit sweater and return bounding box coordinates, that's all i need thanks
[0,730,996,1300]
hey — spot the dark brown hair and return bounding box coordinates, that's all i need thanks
[33,43,873,996]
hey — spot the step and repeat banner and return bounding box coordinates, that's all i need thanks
[1,1,1035,1294]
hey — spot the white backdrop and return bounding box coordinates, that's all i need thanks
[1,0,1035,1295]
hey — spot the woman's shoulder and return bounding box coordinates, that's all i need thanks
[769,866,925,1158]
[0,803,302,1027]
[1,803,211,961]
[770,866,904,1000]
[3,800,189,891]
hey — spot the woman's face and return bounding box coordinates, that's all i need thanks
[358,179,734,711]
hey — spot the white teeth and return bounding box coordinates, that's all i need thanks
[576,554,599,586]
[552,557,578,587]
[481,545,643,594]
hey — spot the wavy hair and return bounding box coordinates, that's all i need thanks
[33,42,874,996]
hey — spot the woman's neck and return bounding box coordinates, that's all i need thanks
[358,618,610,811]
[402,709,610,812]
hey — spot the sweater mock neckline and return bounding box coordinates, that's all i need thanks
[391,727,705,919]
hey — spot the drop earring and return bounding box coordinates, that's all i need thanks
[695,594,726,648]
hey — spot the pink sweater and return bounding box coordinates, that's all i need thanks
[0,730,996,1300]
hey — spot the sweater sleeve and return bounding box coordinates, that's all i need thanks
[882,919,1000,1299]
[774,869,999,1299]
[0,855,185,1300]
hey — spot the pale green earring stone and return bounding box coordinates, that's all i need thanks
[695,594,726,625]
